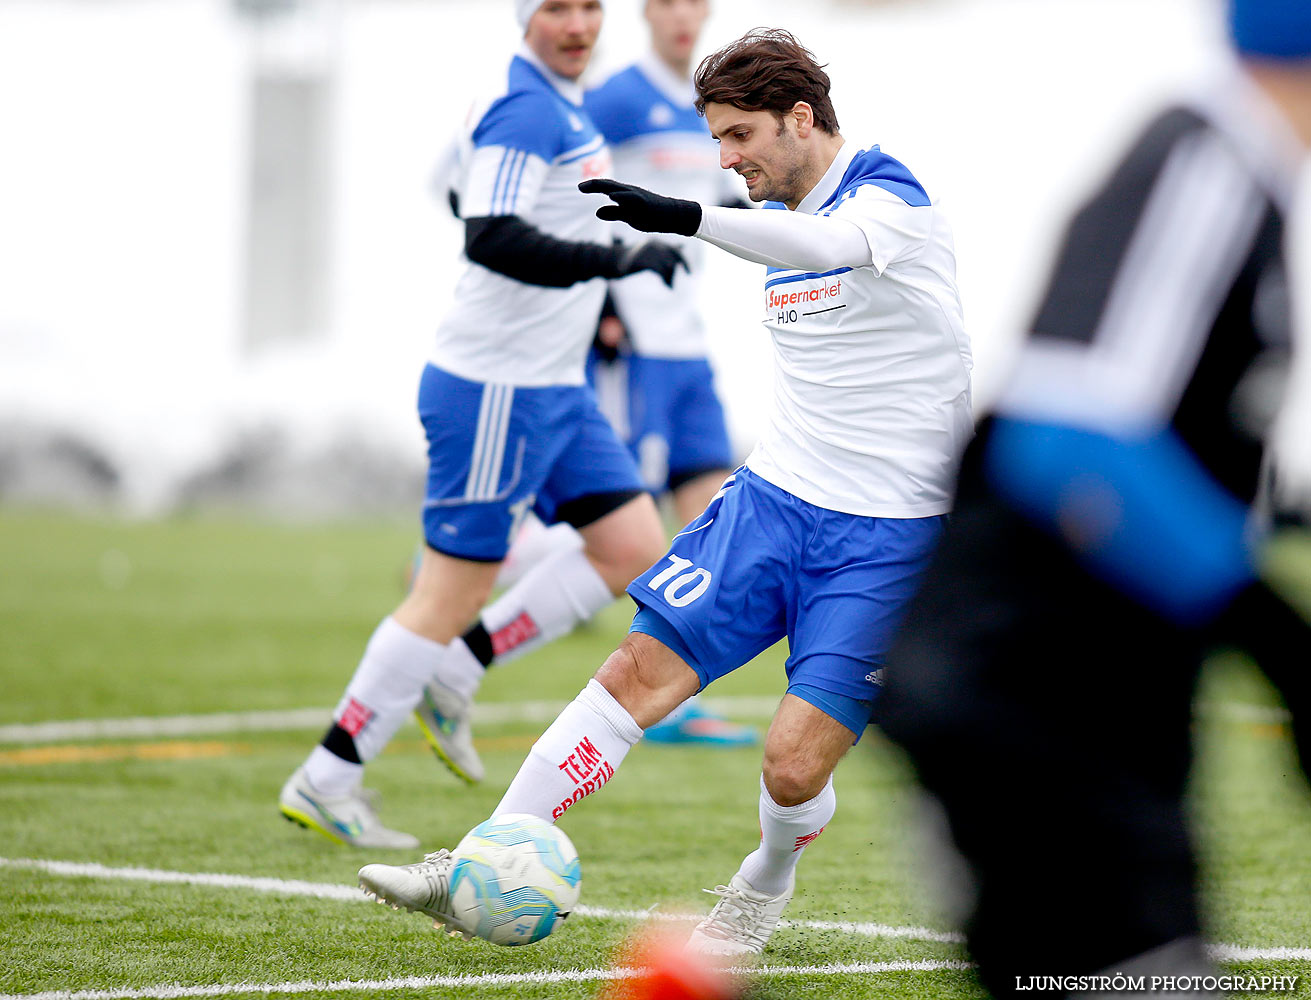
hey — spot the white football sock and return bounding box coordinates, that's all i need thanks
[434,636,485,701]
[495,678,643,821]
[481,544,615,664]
[737,775,836,896]
[305,617,448,794]
[303,744,362,797]
[496,519,583,590]
[432,538,607,702]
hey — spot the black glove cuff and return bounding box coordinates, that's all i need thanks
[669,199,702,238]
[597,244,632,279]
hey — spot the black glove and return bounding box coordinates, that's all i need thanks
[579,178,703,237]
[610,240,688,288]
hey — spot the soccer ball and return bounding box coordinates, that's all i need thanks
[448,813,582,946]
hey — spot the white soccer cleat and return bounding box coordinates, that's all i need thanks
[685,873,794,958]
[415,679,485,784]
[358,849,474,939]
[278,766,419,850]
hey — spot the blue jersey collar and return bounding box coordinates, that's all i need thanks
[637,50,697,108]
[794,140,857,215]
[821,143,931,210]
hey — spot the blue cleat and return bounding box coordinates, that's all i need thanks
[644,700,759,747]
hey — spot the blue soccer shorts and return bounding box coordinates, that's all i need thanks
[418,363,645,562]
[587,351,733,494]
[626,466,945,736]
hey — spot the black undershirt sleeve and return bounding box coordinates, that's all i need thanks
[464,215,624,288]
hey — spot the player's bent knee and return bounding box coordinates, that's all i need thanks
[594,640,639,689]
[594,633,699,729]
[593,638,654,717]
[761,754,829,807]
[595,635,662,695]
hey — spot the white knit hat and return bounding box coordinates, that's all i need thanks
[516,0,542,31]
[517,0,603,33]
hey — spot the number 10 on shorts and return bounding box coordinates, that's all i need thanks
[648,555,713,607]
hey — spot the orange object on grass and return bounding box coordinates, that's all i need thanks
[596,925,740,1000]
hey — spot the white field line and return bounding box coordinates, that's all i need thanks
[0,960,978,1000]
[5,857,1308,964]
[0,857,961,944]
[0,860,1303,1000]
[0,696,786,745]
[0,699,1287,747]
[1210,944,1311,962]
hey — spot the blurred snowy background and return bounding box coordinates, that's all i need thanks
[0,0,1230,516]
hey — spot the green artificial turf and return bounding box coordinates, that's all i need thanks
[1,510,1307,999]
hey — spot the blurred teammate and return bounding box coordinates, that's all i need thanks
[278,0,687,848]
[489,0,758,747]
[583,0,742,527]
[878,1,1311,994]
[418,0,753,762]
[357,29,972,957]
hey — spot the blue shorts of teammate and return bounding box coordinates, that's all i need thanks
[627,466,944,737]
[586,350,733,494]
[419,363,645,562]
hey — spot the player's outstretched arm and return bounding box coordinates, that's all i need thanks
[464,215,687,289]
[580,178,873,273]
[694,204,874,272]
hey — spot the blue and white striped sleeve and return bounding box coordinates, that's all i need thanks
[460,92,563,218]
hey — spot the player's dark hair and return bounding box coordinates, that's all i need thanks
[693,28,839,135]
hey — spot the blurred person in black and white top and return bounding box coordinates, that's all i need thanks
[878,0,1311,994]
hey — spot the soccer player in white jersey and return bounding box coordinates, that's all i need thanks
[357,28,972,956]
[277,0,688,848]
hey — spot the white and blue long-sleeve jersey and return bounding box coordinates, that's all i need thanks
[693,141,973,518]
[434,47,613,387]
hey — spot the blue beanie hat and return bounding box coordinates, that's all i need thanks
[1230,0,1311,59]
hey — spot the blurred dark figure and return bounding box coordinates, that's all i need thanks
[879,1,1311,995]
